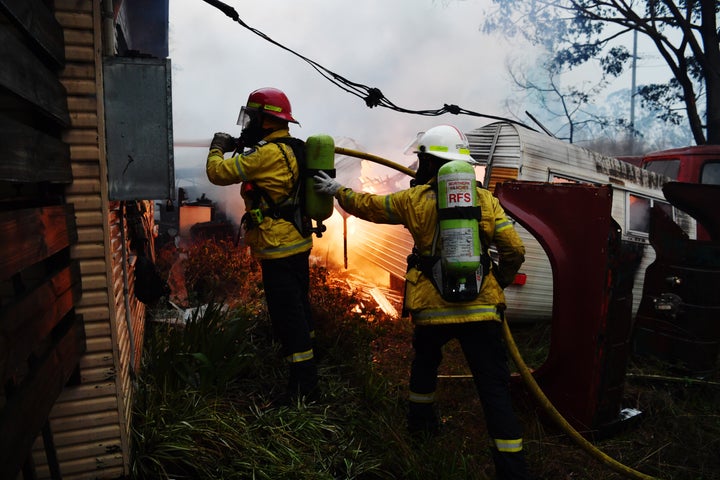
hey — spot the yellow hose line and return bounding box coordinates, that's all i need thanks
[334,147,416,177]
[335,144,659,479]
[501,319,661,480]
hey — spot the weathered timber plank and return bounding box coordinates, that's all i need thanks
[62,78,95,95]
[66,179,101,195]
[0,261,82,382]
[69,145,100,161]
[66,193,102,210]
[73,210,103,227]
[0,113,72,183]
[54,0,92,13]
[69,111,98,127]
[0,0,65,68]
[0,314,86,480]
[80,273,107,291]
[54,11,92,30]
[75,225,104,242]
[0,27,69,126]
[76,289,108,306]
[63,28,93,46]
[62,129,98,145]
[64,44,94,62]
[0,204,78,282]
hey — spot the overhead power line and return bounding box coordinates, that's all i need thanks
[200,0,534,130]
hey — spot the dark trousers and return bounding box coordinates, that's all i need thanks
[409,321,531,480]
[261,250,317,396]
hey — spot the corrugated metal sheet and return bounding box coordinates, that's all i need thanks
[349,222,414,281]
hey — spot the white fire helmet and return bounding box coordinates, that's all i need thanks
[404,125,473,163]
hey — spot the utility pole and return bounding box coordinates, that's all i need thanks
[630,30,638,153]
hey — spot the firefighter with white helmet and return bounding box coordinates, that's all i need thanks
[206,87,319,402]
[314,124,531,479]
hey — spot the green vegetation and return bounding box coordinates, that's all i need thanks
[132,239,720,479]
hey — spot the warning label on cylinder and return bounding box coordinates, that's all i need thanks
[442,227,478,259]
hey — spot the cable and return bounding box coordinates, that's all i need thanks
[501,317,662,480]
[199,0,534,130]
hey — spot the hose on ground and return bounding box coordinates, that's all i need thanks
[501,318,661,480]
[332,146,660,479]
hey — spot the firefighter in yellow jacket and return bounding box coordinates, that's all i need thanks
[314,125,531,479]
[206,87,318,401]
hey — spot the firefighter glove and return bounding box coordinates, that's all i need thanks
[313,170,343,196]
[210,132,238,153]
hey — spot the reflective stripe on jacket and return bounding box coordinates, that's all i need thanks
[335,184,525,326]
[206,129,312,259]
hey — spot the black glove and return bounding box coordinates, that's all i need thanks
[210,132,238,153]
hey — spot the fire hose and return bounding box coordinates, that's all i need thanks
[177,137,659,477]
[500,318,660,480]
[335,146,661,480]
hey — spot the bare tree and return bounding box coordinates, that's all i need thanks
[505,57,630,143]
[482,0,720,145]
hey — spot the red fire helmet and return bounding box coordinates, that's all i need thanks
[237,87,299,127]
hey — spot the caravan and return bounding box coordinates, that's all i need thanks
[467,121,695,321]
[346,122,696,322]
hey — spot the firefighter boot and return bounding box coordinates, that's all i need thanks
[288,359,319,402]
[490,446,532,480]
[407,402,439,439]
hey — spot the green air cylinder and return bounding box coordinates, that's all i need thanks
[437,160,481,279]
[305,134,336,221]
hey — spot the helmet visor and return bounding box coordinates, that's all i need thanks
[403,131,424,155]
[236,106,258,129]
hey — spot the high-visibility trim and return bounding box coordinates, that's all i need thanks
[286,349,314,364]
[492,437,523,453]
[495,218,513,233]
[255,236,313,257]
[408,390,436,404]
[427,145,470,156]
[309,329,316,339]
[246,102,284,114]
[412,304,499,322]
[234,156,250,181]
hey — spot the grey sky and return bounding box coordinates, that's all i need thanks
[169,0,531,175]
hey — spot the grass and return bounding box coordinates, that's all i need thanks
[131,239,720,479]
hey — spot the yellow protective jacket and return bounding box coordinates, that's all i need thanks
[335,183,525,325]
[206,129,312,259]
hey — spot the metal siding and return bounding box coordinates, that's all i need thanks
[103,57,174,200]
[350,222,414,281]
[31,2,150,478]
[466,122,695,321]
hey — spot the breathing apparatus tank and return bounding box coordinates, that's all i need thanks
[435,160,483,301]
[304,134,336,236]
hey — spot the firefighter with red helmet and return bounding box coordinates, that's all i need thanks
[206,87,318,401]
[314,125,531,479]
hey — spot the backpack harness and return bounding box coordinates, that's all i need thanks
[406,183,492,303]
[241,137,334,238]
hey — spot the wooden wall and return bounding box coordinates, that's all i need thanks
[0,1,155,478]
[0,0,85,478]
